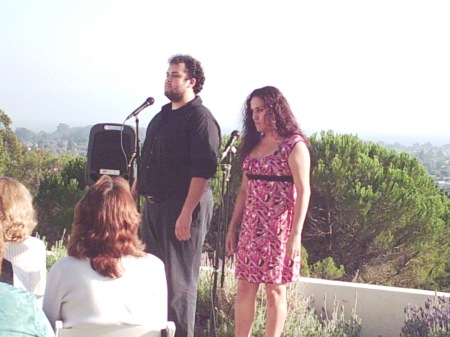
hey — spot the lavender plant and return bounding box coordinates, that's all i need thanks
[42,230,68,271]
[197,254,362,337]
[401,294,450,337]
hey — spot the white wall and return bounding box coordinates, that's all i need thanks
[297,277,450,337]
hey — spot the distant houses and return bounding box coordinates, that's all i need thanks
[436,178,450,191]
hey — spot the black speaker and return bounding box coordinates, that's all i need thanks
[85,123,136,186]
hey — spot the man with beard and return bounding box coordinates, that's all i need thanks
[138,54,221,337]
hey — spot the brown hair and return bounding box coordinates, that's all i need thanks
[0,177,37,242]
[239,86,309,163]
[169,54,205,94]
[67,175,145,278]
[0,225,4,273]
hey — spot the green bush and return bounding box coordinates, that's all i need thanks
[311,257,345,280]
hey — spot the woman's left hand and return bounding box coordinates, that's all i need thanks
[285,233,301,260]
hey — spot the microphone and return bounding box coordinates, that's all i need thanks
[125,97,155,120]
[221,130,240,161]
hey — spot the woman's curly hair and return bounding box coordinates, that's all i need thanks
[68,175,145,278]
[239,86,309,163]
[0,177,37,242]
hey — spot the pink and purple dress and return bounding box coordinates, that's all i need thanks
[235,134,304,284]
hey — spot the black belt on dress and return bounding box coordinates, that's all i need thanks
[246,174,294,183]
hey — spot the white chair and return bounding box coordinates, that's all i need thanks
[54,321,176,337]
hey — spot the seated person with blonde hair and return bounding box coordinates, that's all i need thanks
[0,176,47,305]
[0,224,55,337]
[43,175,167,330]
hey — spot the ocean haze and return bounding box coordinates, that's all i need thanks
[12,120,450,147]
[351,132,450,147]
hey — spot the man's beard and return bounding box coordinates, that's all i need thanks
[164,89,183,103]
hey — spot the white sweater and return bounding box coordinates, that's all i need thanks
[5,236,47,305]
[43,254,167,330]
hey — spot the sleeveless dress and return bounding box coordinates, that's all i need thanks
[235,134,304,284]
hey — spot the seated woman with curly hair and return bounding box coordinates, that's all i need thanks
[0,224,55,336]
[43,175,167,330]
[0,176,47,305]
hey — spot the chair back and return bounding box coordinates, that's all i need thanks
[55,321,176,337]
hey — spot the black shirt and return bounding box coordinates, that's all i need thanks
[139,96,221,200]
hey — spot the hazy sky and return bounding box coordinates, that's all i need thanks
[1,0,449,144]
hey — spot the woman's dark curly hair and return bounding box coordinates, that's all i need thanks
[68,175,145,278]
[169,54,205,94]
[239,86,309,163]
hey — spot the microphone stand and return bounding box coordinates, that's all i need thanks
[128,115,141,212]
[210,146,236,337]
[124,97,154,213]
[135,116,141,212]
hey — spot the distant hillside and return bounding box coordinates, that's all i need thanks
[15,123,147,157]
[14,123,450,191]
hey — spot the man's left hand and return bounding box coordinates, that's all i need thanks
[175,212,192,241]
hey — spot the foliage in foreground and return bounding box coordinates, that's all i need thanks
[401,294,450,337]
[44,232,68,271]
[47,242,450,337]
[196,255,361,337]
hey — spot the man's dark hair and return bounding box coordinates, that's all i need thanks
[169,54,205,94]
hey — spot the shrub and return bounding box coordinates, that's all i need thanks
[197,254,361,337]
[311,257,345,280]
[44,231,68,271]
[401,294,450,337]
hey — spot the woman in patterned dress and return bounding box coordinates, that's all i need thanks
[225,86,311,337]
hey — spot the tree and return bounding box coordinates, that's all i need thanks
[7,148,63,194]
[0,109,22,174]
[35,157,87,243]
[15,127,37,143]
[304,131,450,289]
